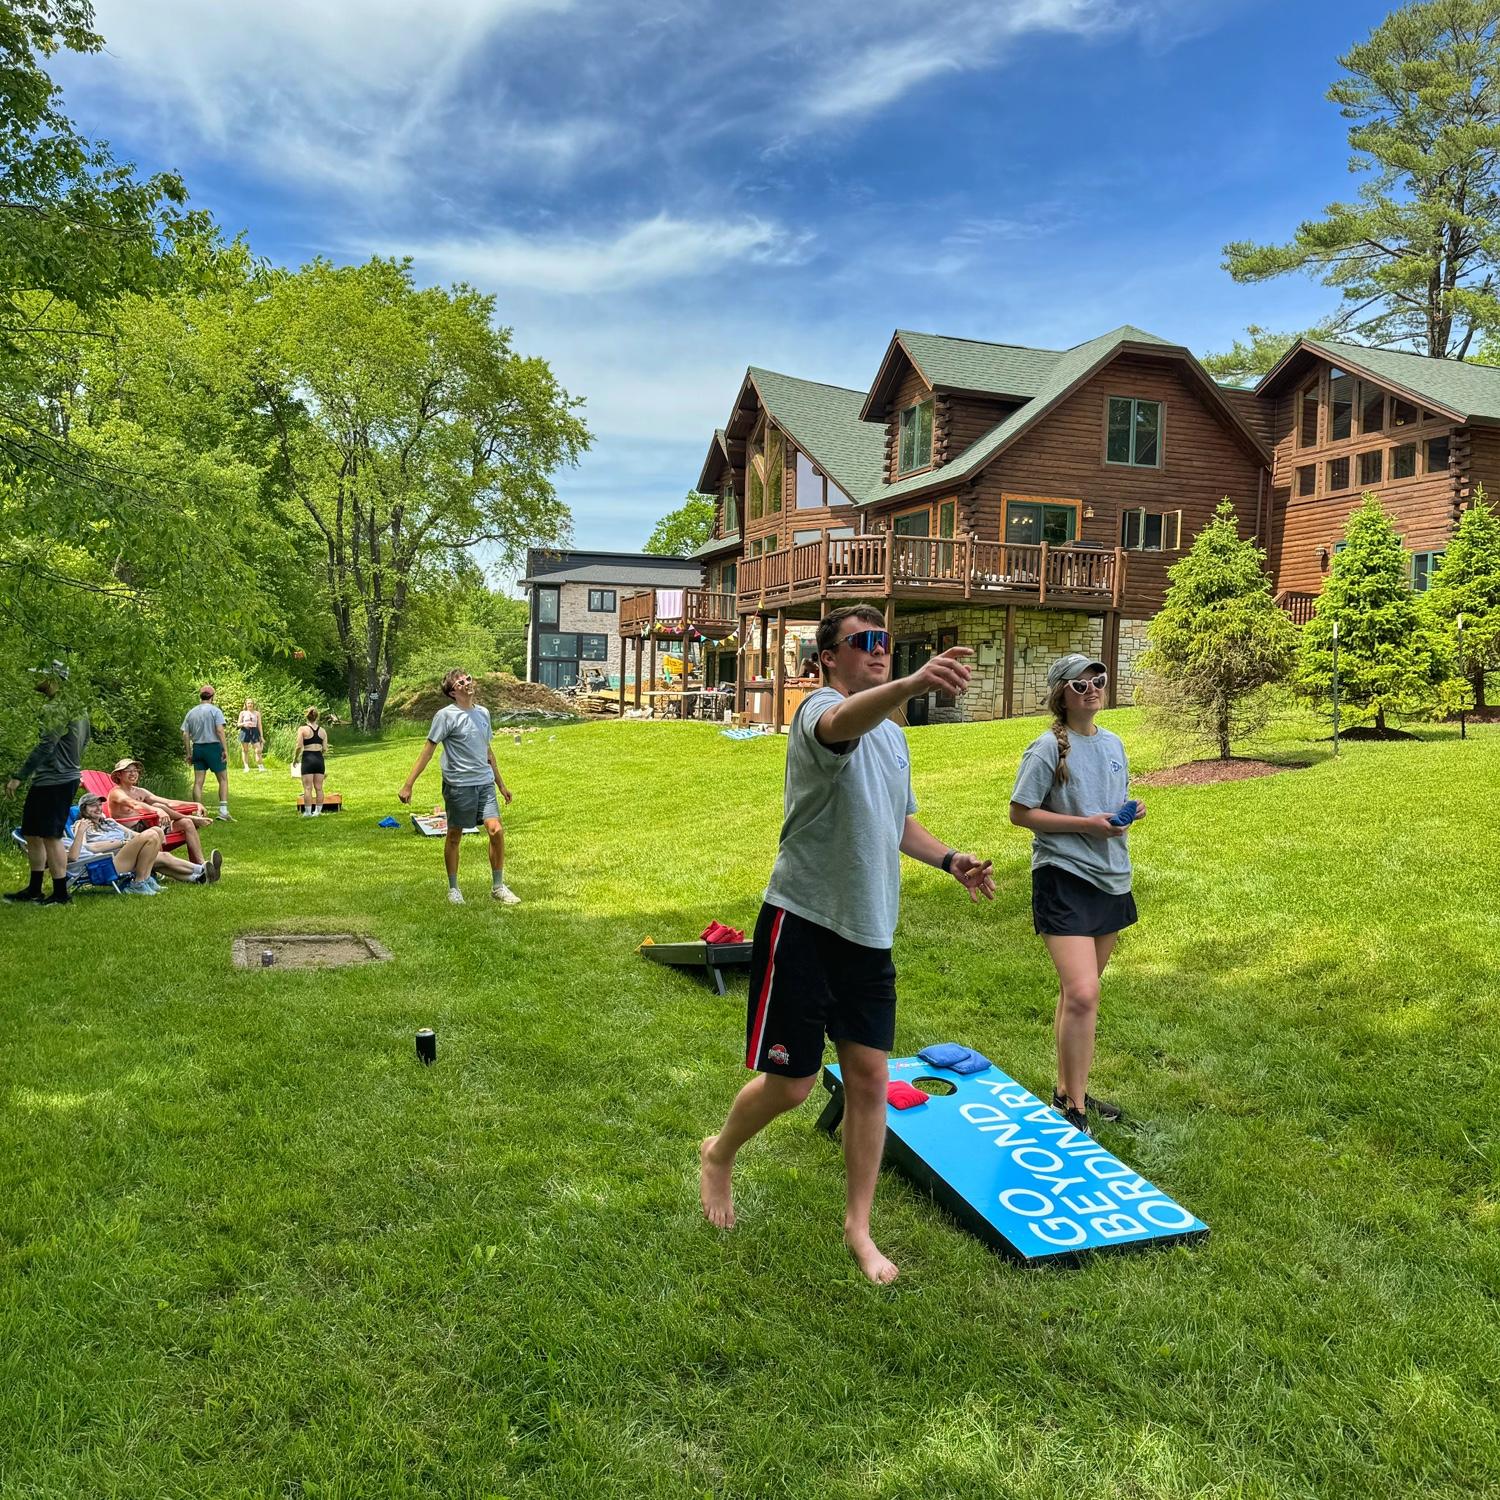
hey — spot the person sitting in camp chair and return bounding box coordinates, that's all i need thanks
[105,758,213,864]
[69,795,220,894]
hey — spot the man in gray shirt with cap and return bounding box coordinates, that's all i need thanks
[699,605,994,1284]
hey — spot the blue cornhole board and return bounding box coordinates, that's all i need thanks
[818,1054,1207,1265]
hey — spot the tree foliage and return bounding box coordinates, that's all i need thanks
[1223,1,1500,356]
[1423,485,1500,707]
[1139,500,1297,758]
[644,491,715,555]
[1297,493,1451,732]
[1199,322,1339,384]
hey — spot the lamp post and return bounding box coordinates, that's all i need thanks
[1331,618,1340,757]
[1458,613,1467,740]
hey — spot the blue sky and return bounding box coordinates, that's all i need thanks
[67,0,1399,578]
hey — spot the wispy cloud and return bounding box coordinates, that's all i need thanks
[400,214,807,294]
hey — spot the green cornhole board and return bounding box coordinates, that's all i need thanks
[639,939,751,995]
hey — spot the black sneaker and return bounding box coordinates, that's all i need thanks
[1054,1089,1122,1124]
[41,889,71,905]
[4,884,44,903]
[1057,1101,1091,1134]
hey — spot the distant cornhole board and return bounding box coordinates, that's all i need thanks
[818,1054,1207,1264]
[295,793,343,814]
[410,814,481,837]
[638,938,751,995]
[232,933,392,970]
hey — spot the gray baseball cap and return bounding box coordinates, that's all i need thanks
[1046,653,1106,688]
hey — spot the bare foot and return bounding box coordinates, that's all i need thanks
[699,1137,735,1229]
[845,1230,899,1285]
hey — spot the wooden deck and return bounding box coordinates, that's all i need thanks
[734,535,1126,612]
[618,587,736,637]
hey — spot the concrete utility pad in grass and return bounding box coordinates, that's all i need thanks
[232,933,393,970]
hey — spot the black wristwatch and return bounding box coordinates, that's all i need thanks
[941,850,956,874]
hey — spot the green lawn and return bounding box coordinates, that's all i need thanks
[2,711,1498,1499]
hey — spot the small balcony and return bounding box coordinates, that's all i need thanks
[735,535,1126,612]
[619,586,737,638]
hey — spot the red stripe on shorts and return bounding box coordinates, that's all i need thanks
[745,907,785,1068]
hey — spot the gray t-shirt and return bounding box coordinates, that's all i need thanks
[1010,725,1133,895]
[18,713,91,788]
[182,702,225,745]
[763,686,917,950]
[427,703,493,786]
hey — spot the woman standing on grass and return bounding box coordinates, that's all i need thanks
[1008,653,1145,1134]
[238,699,266,773]
[294,707,329,816]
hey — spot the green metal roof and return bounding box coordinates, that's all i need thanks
[895,330,1064,399]
[1294,340,1500,420]
[746,367,887,502]
[690,530,740,558]
[881,325,1183,502]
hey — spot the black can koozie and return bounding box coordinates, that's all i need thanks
[415,1028,437,1065]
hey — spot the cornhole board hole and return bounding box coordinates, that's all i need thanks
[638,939,751,996]
[817,1054,1207,1265]
[410,814,481,837]
[295,793,343,813]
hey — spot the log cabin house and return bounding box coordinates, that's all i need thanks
[619,327,1500,726]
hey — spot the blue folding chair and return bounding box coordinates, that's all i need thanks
[8,806,133,894]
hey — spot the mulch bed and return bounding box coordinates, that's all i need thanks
[1335,726,1418,741]
[1135,757,1310,788]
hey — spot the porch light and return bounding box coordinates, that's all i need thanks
[1083,504,1095,519]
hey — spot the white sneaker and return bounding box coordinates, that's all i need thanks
[492,883,520,905]
[448,887,465,904]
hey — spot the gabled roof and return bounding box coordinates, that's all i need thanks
[690,530,741,559]
[695,428,733,495]
[879,324,1269,503]
[1254,338,1500,422]
[861,330,1063,419]
[744,367,887,503]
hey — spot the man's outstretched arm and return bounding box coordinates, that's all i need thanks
[900,816,994,902]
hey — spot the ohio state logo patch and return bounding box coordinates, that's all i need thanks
[767,1043,790,1067]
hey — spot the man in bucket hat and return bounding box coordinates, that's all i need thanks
[106,758,218,871]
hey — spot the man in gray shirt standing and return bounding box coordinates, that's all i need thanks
[181,684,231,821]
[699,606,994,1284]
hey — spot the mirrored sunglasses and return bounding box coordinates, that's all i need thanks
[1068,672,1108,694]
[839,629,891,654]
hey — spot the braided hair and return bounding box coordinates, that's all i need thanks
[1045,679,1073,786]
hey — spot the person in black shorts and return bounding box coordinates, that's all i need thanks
[698,606,995,1284]
[1009,653,1146,1134]
[294,707,329,816]
[5,664,90,906]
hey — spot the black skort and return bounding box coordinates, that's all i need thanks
[239,727,261,744]
[1032,863,1138,938]
[299,753,326,776]
[20,780,79,839]
[744,902,897,1077]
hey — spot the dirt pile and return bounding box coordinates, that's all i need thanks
[388,673,575,721]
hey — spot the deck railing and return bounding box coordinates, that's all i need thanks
[737,535,1122,608]
[618,587,736,635]
[1274,590,1319,626]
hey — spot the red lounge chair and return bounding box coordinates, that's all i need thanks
[79,769,188,851]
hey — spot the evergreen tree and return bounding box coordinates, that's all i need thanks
[1297,493,1450,733]
[1424,486,1500,709]
[1139,500,1296,758]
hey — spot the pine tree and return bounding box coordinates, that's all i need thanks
[1424,487,1500,711]
[1297,493,1450,734]
[1140,500,1296,758]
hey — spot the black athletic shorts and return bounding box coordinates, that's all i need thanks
[744,902,897,1077]
[1032,863,1138,937]
[299,753,326,777]
[20,780,78,839]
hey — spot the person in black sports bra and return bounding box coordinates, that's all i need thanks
[295,707,329,816]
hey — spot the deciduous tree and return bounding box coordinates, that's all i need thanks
[644,491,715,555]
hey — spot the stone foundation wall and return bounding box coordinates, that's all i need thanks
[894,606,1150,722]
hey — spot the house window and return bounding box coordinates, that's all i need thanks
[893,508,930,537]
[1120,509,1182,551]
[587,589,616,612]
[938,500,956,538]
[827,479,853,507]
[1105,397,1162,467]
[1391,443,1417,479]
[1358,450,1382,486]
[795,450,825,509]
[1390,397,1419,428]
[1360,384,1385,434]
[793,528,823,545]
[1299,383,1319,448]
[579,634,609,660]
[1006,500,1077,545]
[720,483,739,535]
[1427,435,1451,472]
[898,399,934,474]
[1327,456,1350,492]
[1328,369,1354,441]
[538,632,577,659]
[536,587,559,627]
[1411,550,1444,591]
[721,562,737,596]
[1296,464,1316,497]
[537,661,578,690]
